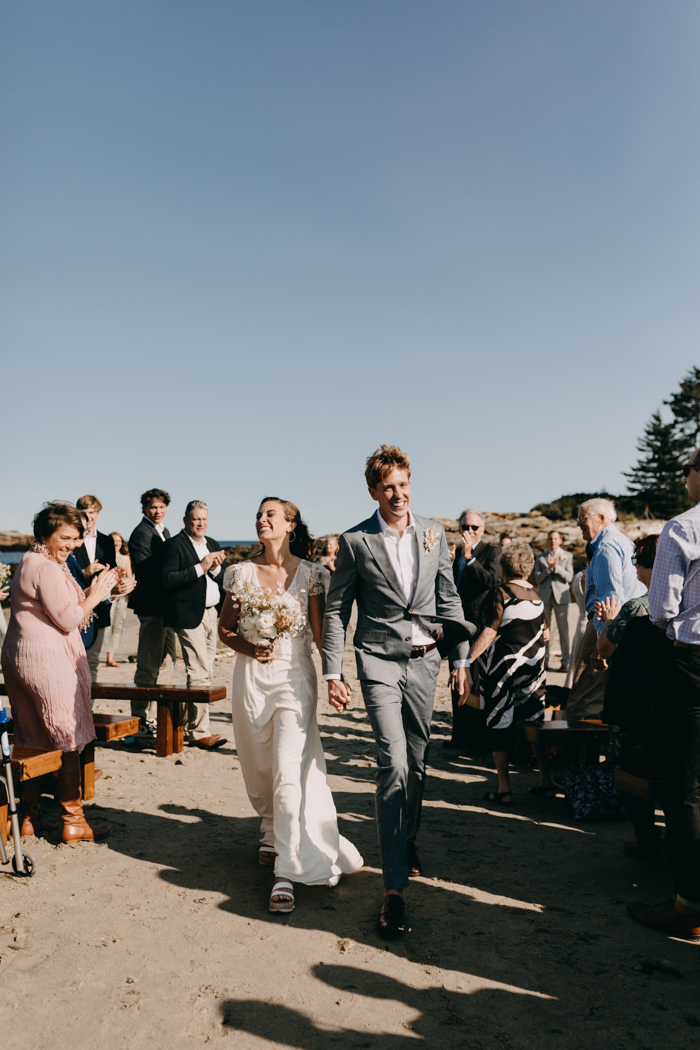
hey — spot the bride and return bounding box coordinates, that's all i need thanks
[218,496,363,913]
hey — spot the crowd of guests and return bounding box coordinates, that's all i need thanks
[1,457,699,942]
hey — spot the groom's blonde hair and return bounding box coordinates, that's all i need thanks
[365,445,411,489]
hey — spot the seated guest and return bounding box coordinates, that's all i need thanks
[1,502,118,841]
[449,510,501,753]
[463,542,551,803]
[74,495,117,682]
[599,534,671,863]
[104,533,132,666]
[630,450,700,941]
[161,501,226,749]
[534,530,574,671]
[567,498,645,721]
[128,488,178,735]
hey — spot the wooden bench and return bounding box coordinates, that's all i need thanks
[80,714,140,801]
[0,745,63,845]
[613,767,664,802]
[90,685,227,758]
[516,719,609,765]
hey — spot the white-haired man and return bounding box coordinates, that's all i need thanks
[567,498,645,720]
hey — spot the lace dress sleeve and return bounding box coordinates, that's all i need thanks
[223,562,246,595]
[307,562,331,596]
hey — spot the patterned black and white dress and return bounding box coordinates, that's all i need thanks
[478,582,547,743]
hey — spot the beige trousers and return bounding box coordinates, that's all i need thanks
[543,598,571,667]
[176,606,218,741]
[565,619,608,721]
[133,616,178,723]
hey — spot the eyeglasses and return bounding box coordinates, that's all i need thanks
[682,463,700,478]
[460,524,481,532]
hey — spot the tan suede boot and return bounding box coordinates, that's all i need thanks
[57,751,109,843]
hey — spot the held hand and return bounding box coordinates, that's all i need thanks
[327,678,352,713]
[590,651,608,672]
[454,667,472,707]
[201,550,226,573]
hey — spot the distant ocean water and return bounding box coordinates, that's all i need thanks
[0,540,257,564]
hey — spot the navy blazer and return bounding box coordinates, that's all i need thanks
[161,530,225,630]
[128,517,171,617]
[66,554,112,650]
[73,531,116,629]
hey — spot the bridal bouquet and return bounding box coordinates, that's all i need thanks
[0,563,11,587]
[231,580,307,652]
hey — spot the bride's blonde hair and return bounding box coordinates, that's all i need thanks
[258,497,315,560]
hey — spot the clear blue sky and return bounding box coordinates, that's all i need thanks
[2,1,699,538]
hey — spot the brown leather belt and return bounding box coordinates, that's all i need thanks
[674,640,700,651]
[410,643,437,658]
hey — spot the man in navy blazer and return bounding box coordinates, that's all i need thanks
[128,488,178,734]
[161,500,226,749]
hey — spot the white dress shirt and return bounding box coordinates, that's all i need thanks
[144,517,166,541]
[83,532,97,564]
[187,533,222,608]
[376,510,438,647]
[649,502,700,643]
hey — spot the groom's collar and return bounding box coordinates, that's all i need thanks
[376,509,416,535]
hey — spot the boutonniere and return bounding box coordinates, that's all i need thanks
[423,525,439,556]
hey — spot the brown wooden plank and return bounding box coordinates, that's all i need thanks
[157,703,174,758]
[92,714,140,742]
[81,742,96,801]
[613,768,664,801]
[10,746,63,781]
[171,701,185,754]
[0,803,8,846]
[91,684,225,703]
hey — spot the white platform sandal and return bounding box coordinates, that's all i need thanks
[259,846,277,866]
[269,880,294,914]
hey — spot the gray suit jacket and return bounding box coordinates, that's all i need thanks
[534,549,574,604]
[322,511,470,686]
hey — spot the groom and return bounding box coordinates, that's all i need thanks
[322,445,472,938]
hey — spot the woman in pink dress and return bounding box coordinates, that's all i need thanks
[2,502,120,842]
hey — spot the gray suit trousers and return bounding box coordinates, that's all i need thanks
[543,598,571,666]
[360,648,440,889]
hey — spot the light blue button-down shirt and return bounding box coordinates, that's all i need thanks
[648,502,700,644]
[586,524,646,632]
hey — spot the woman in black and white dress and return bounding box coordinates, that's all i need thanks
[461,542,551,804]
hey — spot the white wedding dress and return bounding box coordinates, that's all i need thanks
[223,559,363,886]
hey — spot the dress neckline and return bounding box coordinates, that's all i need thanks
[250,559,305,596]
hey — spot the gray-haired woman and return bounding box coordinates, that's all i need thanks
[462,542,552,804]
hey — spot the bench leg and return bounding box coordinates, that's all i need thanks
[172,701,185,754]
[82,743,96,801]
[157,703,173,758]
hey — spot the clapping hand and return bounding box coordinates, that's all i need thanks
[201,550,226,573]
[111,568,136,597]
[89,567,119,602]
[593,596,622,624]
[84,561,106,577]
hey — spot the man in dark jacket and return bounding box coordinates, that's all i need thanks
[128,488,178,733]
[448,509,501,752]
[161,500,226,750]
[74,494,117,681]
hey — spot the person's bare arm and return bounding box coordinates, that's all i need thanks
[308,591,326,653]
[218,592,274,662]
[468,626,497,662]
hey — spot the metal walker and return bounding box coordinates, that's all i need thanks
[0,706,36,876]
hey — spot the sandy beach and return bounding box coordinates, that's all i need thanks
[1,607,698,1050]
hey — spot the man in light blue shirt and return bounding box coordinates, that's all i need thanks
[567,498,645,720]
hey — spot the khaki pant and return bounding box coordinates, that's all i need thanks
[133,616,178,723]
[176,606,218,741]
[543,598,571,667]
[86,627,106,686]
[565,619,608,721]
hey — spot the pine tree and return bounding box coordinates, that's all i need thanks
[624,410,689,519]
[665,366,700,453]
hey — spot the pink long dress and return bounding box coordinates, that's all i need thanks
[1,551,95,752]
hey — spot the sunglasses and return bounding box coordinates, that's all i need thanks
[460,524,481,532]
[682,463,700,478]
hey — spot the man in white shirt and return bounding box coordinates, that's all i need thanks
[322,445,473,940]
[161,501,227,749]
[74,494,117,681]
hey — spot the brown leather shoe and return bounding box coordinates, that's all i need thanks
[627,900,700,941]
[377,894,405,939]
[192,735,225,750]
[57,751,110,843]
[19,780,60,837]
